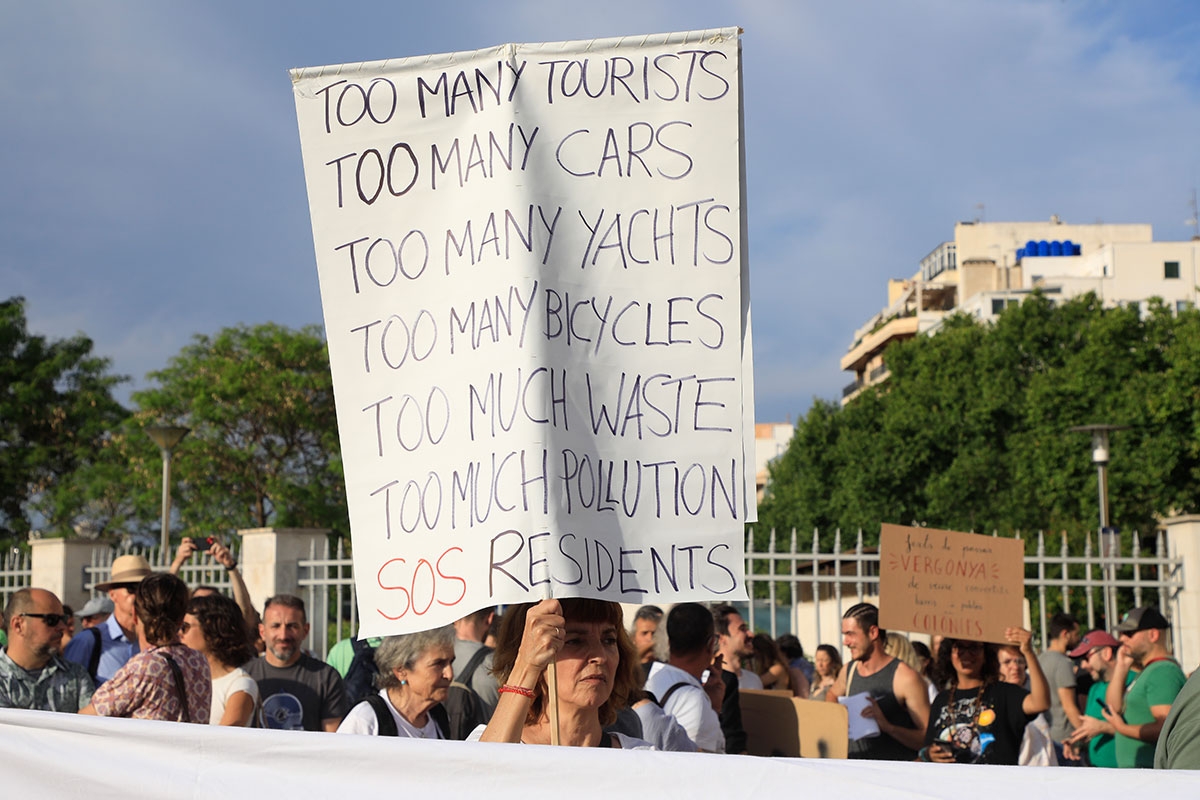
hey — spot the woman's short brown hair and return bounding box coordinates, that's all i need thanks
[135,573,189,646]
[491,598,638,727]
[188,594,255,668]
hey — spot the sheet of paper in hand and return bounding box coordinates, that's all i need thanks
[838,693,881,741]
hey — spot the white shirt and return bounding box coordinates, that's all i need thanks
[465,725,654,749]
[645,661,725,753]
[336,689,443,738]
[633,699,698,752]
[209,667,258,726]
[739,669,764,691]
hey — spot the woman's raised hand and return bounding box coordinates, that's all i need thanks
[515,599,566,675]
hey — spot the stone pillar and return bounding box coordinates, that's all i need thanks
[29,538,108,610]
[1162,515,1200,671]
[237,527,330,610]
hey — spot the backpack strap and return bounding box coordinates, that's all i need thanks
[658,681,692,707]
[457,645,492,688]
[365,694,398,737]
[87,626,102,682]
[160,651,190,723]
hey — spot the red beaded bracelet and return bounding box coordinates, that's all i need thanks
[499,684,536,698]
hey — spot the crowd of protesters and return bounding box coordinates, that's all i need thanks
[1,538,1198,769]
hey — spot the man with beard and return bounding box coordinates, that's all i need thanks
[631,605,664,680]
[0,588,93,711]
[246,594,348,731]
[712,604,756,754]
[1104,607,1186,768]
[826,602,930,760]
[1062,630,1128,767]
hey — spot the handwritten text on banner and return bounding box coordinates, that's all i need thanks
[878,523,1025,644]
[291,28,753,635]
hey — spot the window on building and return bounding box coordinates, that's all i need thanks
[991,298,1005,315]
[1165,261,1181,279]
[1178,300,1192,313]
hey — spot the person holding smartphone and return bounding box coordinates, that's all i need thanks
[920,628,1050,765]
[1062,630,1129,767]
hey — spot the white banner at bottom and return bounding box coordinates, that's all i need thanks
[0,708,1194,797]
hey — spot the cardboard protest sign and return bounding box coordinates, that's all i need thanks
[878,523,1024,644]
[741,690,849,759]
[290,28,753,635]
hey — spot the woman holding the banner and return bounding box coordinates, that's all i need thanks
[920,627,1049,765]
[475,598,651,748]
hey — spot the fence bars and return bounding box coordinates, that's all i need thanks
[744,527,1184,654]
[4,527,1187,660]
[297,536,357,659]
[0,548,32,608]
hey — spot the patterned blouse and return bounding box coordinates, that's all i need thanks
[90,644,212,722]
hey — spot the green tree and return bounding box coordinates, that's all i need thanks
[759,293,1200,546]
[130,323,347,541]
[0,297,129,545]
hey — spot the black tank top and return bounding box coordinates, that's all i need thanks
[845,657,919,761]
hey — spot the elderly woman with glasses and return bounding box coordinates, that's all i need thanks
[920,628,1049,765]
[337,626,464,738]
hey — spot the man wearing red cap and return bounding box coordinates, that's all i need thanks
[1062,629,1129,767]
[1104,607,1186,768]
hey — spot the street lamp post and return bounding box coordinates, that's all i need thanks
[1069,424,1128,626]
[145,424,190,554]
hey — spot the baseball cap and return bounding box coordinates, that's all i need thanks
[1114,606,1169,634]
[76,596,115,618]
[1068,629,1121,658]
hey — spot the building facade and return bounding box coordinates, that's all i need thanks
[842,217,1199,403]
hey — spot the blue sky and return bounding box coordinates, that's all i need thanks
[2,1,1199,423]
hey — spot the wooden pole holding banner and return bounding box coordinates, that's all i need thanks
[541,573,560,745]
[546,661,561,746]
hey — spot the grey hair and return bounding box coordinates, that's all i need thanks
[374,625,456,689]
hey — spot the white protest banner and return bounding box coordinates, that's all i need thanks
[291,28,753,635]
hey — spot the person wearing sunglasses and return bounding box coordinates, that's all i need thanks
[0,588,95,712]
[920,629,1049,766]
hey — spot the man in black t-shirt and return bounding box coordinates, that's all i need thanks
[246,594,348,732]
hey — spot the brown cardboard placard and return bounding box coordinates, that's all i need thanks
[878,523,1024,644]
[740,689,848,759]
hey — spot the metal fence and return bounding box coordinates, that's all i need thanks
[0,548,33,609]
[746,527,1184,652]
[8,527,1184,660]
[83,543,237,598]
[298,537,356,659]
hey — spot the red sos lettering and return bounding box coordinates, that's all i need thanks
[376,547,467,620]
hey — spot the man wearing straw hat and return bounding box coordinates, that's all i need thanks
[63,554,154,686]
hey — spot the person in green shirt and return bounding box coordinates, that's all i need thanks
[1156,668,1200,769]
[1063,629,1132,766]
[1104,607,1187,768]
[327,635,382,677]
